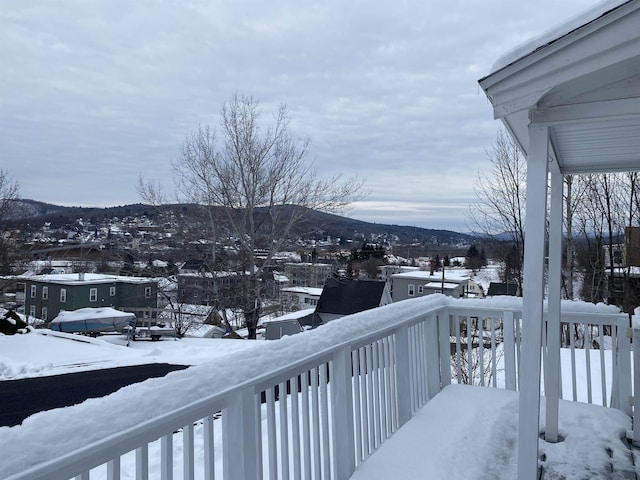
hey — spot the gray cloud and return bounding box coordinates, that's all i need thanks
[0,0,597,231]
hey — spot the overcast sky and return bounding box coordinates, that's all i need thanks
[1,0,601,232]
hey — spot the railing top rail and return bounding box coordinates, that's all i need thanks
[446,306,522,317]
[446,303,627,327]
[555,311,629,327]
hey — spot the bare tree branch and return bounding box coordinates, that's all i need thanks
[141,94,364,338]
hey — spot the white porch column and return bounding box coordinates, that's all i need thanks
[545,165,563,443]
[517,123,549,480]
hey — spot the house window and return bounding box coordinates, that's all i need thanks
[41,307,48,321]
[408,284,415,296]
[110,286,116,297]
[417,285,424,294]
[60,288,66,303]
[145,286,152,298]
[29,305,35,317]
[89,288,97,302]
[42,286,48,300]
[30,285,37,298]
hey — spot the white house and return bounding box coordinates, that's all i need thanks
[279,286,323,311]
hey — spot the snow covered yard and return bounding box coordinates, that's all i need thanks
[0,329,255,379]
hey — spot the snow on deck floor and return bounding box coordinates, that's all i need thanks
[350,384,636,480]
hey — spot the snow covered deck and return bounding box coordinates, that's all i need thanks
[350,385,637,479]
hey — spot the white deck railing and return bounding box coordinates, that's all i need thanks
[3,296,634,480]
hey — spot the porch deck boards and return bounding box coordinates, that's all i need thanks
[349,384,638,480]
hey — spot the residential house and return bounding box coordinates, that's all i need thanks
[283,262,334,288]
[279,286,323,311]
[375,264,404,282]
[176,272,239,306]
[626,227,640,266]
[390,270,469,302]
[607,226,640,309]
[22,273,157,326]
[466,279,485,298]
[263,309,310,340]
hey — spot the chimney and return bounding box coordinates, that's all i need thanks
[78,272,85,281]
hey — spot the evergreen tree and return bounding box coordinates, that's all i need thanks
[465,245,482,271]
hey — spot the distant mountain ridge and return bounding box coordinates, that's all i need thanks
[8,199,476,245]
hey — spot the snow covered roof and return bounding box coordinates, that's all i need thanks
[177,271,237,278]
[261,308,316,324]
[424,282,460,290]
[480,0,640,175]
[490,1,631,73]
[391,270,468,283]
[21,273,156,285]
[280,286,323,296]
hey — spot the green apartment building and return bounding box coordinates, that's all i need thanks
[23,273,158,326]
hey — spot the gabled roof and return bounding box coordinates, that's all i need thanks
[479,0,640,175]
[315,278,389,316]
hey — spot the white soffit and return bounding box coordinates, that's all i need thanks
[550,117,640,174]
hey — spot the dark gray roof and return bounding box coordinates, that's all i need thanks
[487,282,518,297]
[316,278,387,316]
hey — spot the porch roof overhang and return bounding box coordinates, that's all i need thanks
[479,0,640,175]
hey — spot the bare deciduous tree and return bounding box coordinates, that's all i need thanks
[0,170,20,274]
[573,173,639,313]
[142,94,363,338]
[469,130,526,291]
